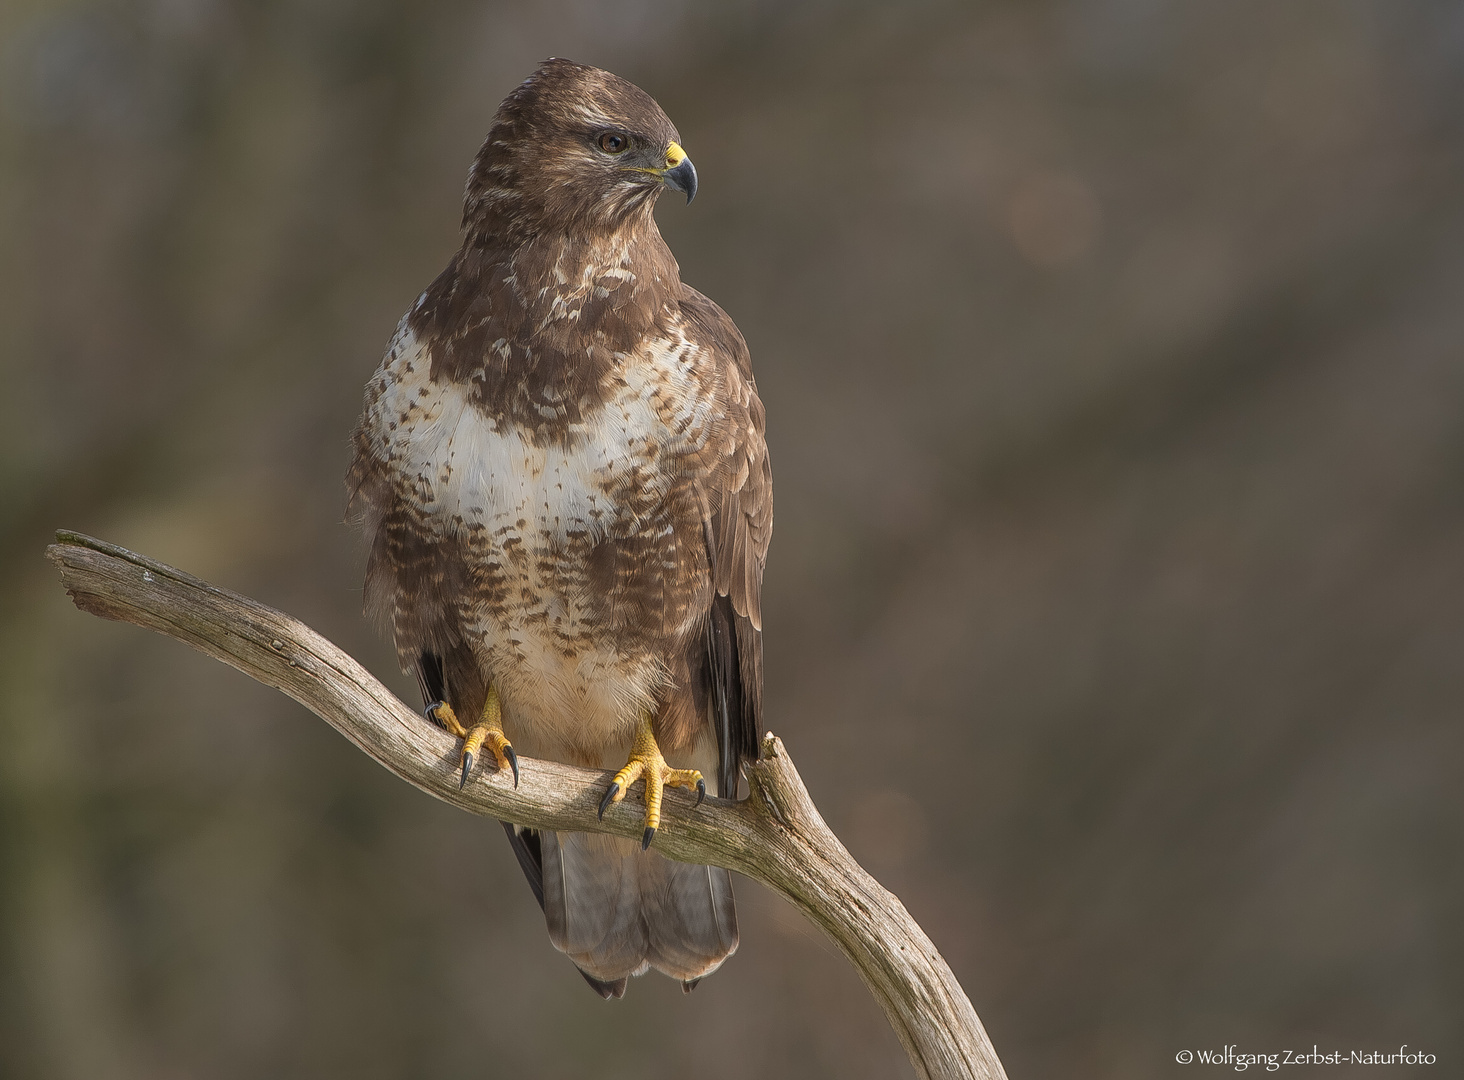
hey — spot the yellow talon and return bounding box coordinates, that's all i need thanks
[427,700,468,738]
[598,713,706,850]
[452,685,518,789]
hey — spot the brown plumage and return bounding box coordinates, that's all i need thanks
[346,59,770,997]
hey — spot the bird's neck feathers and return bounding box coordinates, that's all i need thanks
[486,212,679,301]
[449,210,683,340]
[406,207,684,443]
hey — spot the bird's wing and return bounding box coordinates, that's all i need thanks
[678,284,772,797]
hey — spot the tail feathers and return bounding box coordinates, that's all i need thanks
[541,831,738,988]
[644,853,739,979]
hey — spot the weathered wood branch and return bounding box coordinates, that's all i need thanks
[47,530,1007,1080]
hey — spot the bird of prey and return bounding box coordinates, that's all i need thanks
[346,59,771,998]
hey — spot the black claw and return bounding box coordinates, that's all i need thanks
[642,826,655,851]
[694,778,706,807]
[504,745,519,788]
[459,751,473,789]
[598,783,620,820]
[425,701,444,725]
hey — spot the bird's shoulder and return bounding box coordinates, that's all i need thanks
[674,282,755,386]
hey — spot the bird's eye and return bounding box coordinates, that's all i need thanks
[598,131,629,154]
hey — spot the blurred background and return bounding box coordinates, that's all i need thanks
[3,1,1462,1077]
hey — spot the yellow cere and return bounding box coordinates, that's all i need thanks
[665,142,687,168]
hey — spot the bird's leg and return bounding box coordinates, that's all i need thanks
[598,712,706,850]
[429,685,517,789]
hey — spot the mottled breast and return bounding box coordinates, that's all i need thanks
[356,311,719,759]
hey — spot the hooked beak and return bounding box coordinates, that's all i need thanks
[662,142,697,203]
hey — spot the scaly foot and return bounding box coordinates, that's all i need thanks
[426,684,517,788]
[598,713,706,850]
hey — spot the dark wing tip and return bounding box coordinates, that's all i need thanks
[580,971,628,999]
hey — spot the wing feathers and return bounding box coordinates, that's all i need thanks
[678,284,770,798]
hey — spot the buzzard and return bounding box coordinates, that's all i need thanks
[347,59,771,998]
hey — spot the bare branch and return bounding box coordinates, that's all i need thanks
[47,530,1007,1080]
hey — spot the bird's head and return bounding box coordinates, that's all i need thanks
[463,59,697,242]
